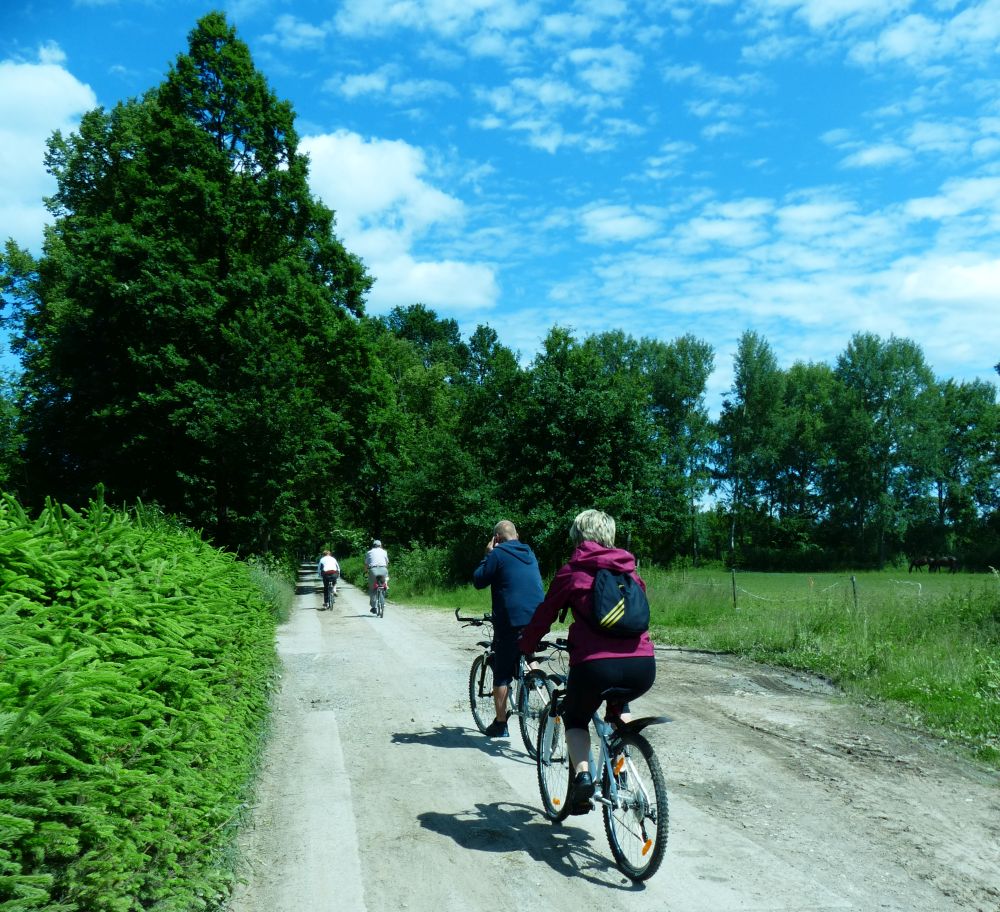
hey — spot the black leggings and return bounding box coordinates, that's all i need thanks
[561,656,656,730]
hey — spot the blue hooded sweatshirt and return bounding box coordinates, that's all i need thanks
[472,540,545,629]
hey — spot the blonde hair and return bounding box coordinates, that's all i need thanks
[569,509,616,548]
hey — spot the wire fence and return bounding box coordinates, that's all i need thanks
[655,568,951,612]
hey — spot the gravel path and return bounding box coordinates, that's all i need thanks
[226,565,1000,912]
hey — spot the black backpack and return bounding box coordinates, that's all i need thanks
[586,568,650,638]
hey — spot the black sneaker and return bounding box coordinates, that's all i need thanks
[483,718,509,738]
[570,771,595,814]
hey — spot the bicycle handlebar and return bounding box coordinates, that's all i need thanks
[454,607,492,625]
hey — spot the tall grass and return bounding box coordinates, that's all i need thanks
[642,566,1000,764]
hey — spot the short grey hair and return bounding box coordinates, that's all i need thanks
[494,520,518,541]
[569,509,616,548]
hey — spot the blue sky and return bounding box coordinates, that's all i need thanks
[2,0,1000,408]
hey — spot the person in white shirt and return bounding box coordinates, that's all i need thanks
[363,540,389,613]
[317,550,340,610]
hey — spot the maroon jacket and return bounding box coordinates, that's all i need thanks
[519,541,654,666]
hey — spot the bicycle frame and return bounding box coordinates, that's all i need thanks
[588,713,669,811]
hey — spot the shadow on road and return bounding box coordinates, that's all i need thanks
[418,801,641,890]
[391,725,535,765]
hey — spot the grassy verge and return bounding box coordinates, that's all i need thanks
[398,566,1000,766]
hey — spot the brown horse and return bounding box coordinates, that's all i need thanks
[928,556,958,574]
[908,556,930,573]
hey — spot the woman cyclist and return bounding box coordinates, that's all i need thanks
[518,509,655,814]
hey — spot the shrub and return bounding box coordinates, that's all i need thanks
[0,492,278,910]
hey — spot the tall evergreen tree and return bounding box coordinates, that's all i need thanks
[7,13,376,554]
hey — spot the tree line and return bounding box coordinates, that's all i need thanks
[1,12,998,576]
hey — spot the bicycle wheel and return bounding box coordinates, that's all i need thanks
[518,670,553,760]
[468,654,495,733]
[602,732,669,881]
[377,587,385,617]
[536,703,571,821]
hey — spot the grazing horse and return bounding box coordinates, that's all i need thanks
[908,555,930,573]
[929,556,958,574]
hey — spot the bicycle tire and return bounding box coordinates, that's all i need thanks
[602,732,669,881]
[376,587,385,617]
[468,654,495,733]
[536,703,571,822]
[518,670,553,760]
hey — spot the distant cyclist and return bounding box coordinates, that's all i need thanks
[317,550,340,610]
[519,510,655,813]
[364,539,389,614]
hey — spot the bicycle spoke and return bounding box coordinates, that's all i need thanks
[518,672,552,760]
[602,733,668,881]
[468,654,495,733]
[536,704,570,821]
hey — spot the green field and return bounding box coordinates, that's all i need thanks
[400,566,1000,766]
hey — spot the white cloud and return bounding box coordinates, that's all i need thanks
[302,130,461,237]
[334,0,536,39]
[580,204,660,243]
[850,3,1000,69]
[905,120,971,157]
[300,129,498,313]
[568,45,641,94]
[679,201,770,249]
[850,13,942,66]
[540,12,599,41]
[261,14,327,50]
[368,255,499,313]
[335,68,391,99]
[663,62,765,96]
[840,142,911,168]
[327,65,457,104]
[37,41,67,65]
[750,0,910,31]
[0,48,97,251]
[904,176,1000,220]
[897,256,1000,305]
[474,75,616,151]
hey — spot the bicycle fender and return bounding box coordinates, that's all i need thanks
[613,715,672,741]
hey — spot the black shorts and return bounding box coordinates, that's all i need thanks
[491,625,524,687]
[561,656,656,730]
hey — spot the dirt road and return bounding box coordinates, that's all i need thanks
[226,566,1000,912]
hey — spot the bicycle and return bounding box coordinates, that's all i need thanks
[536,642,670,881]
[372,575,387,618]
[455,609,554,759]
[320,573,338,610]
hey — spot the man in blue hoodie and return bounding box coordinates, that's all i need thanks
[473,520,545,737]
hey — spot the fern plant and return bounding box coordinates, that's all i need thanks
[0,492,279,911]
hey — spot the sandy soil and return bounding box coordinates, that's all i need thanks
[226,565,1000,912]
